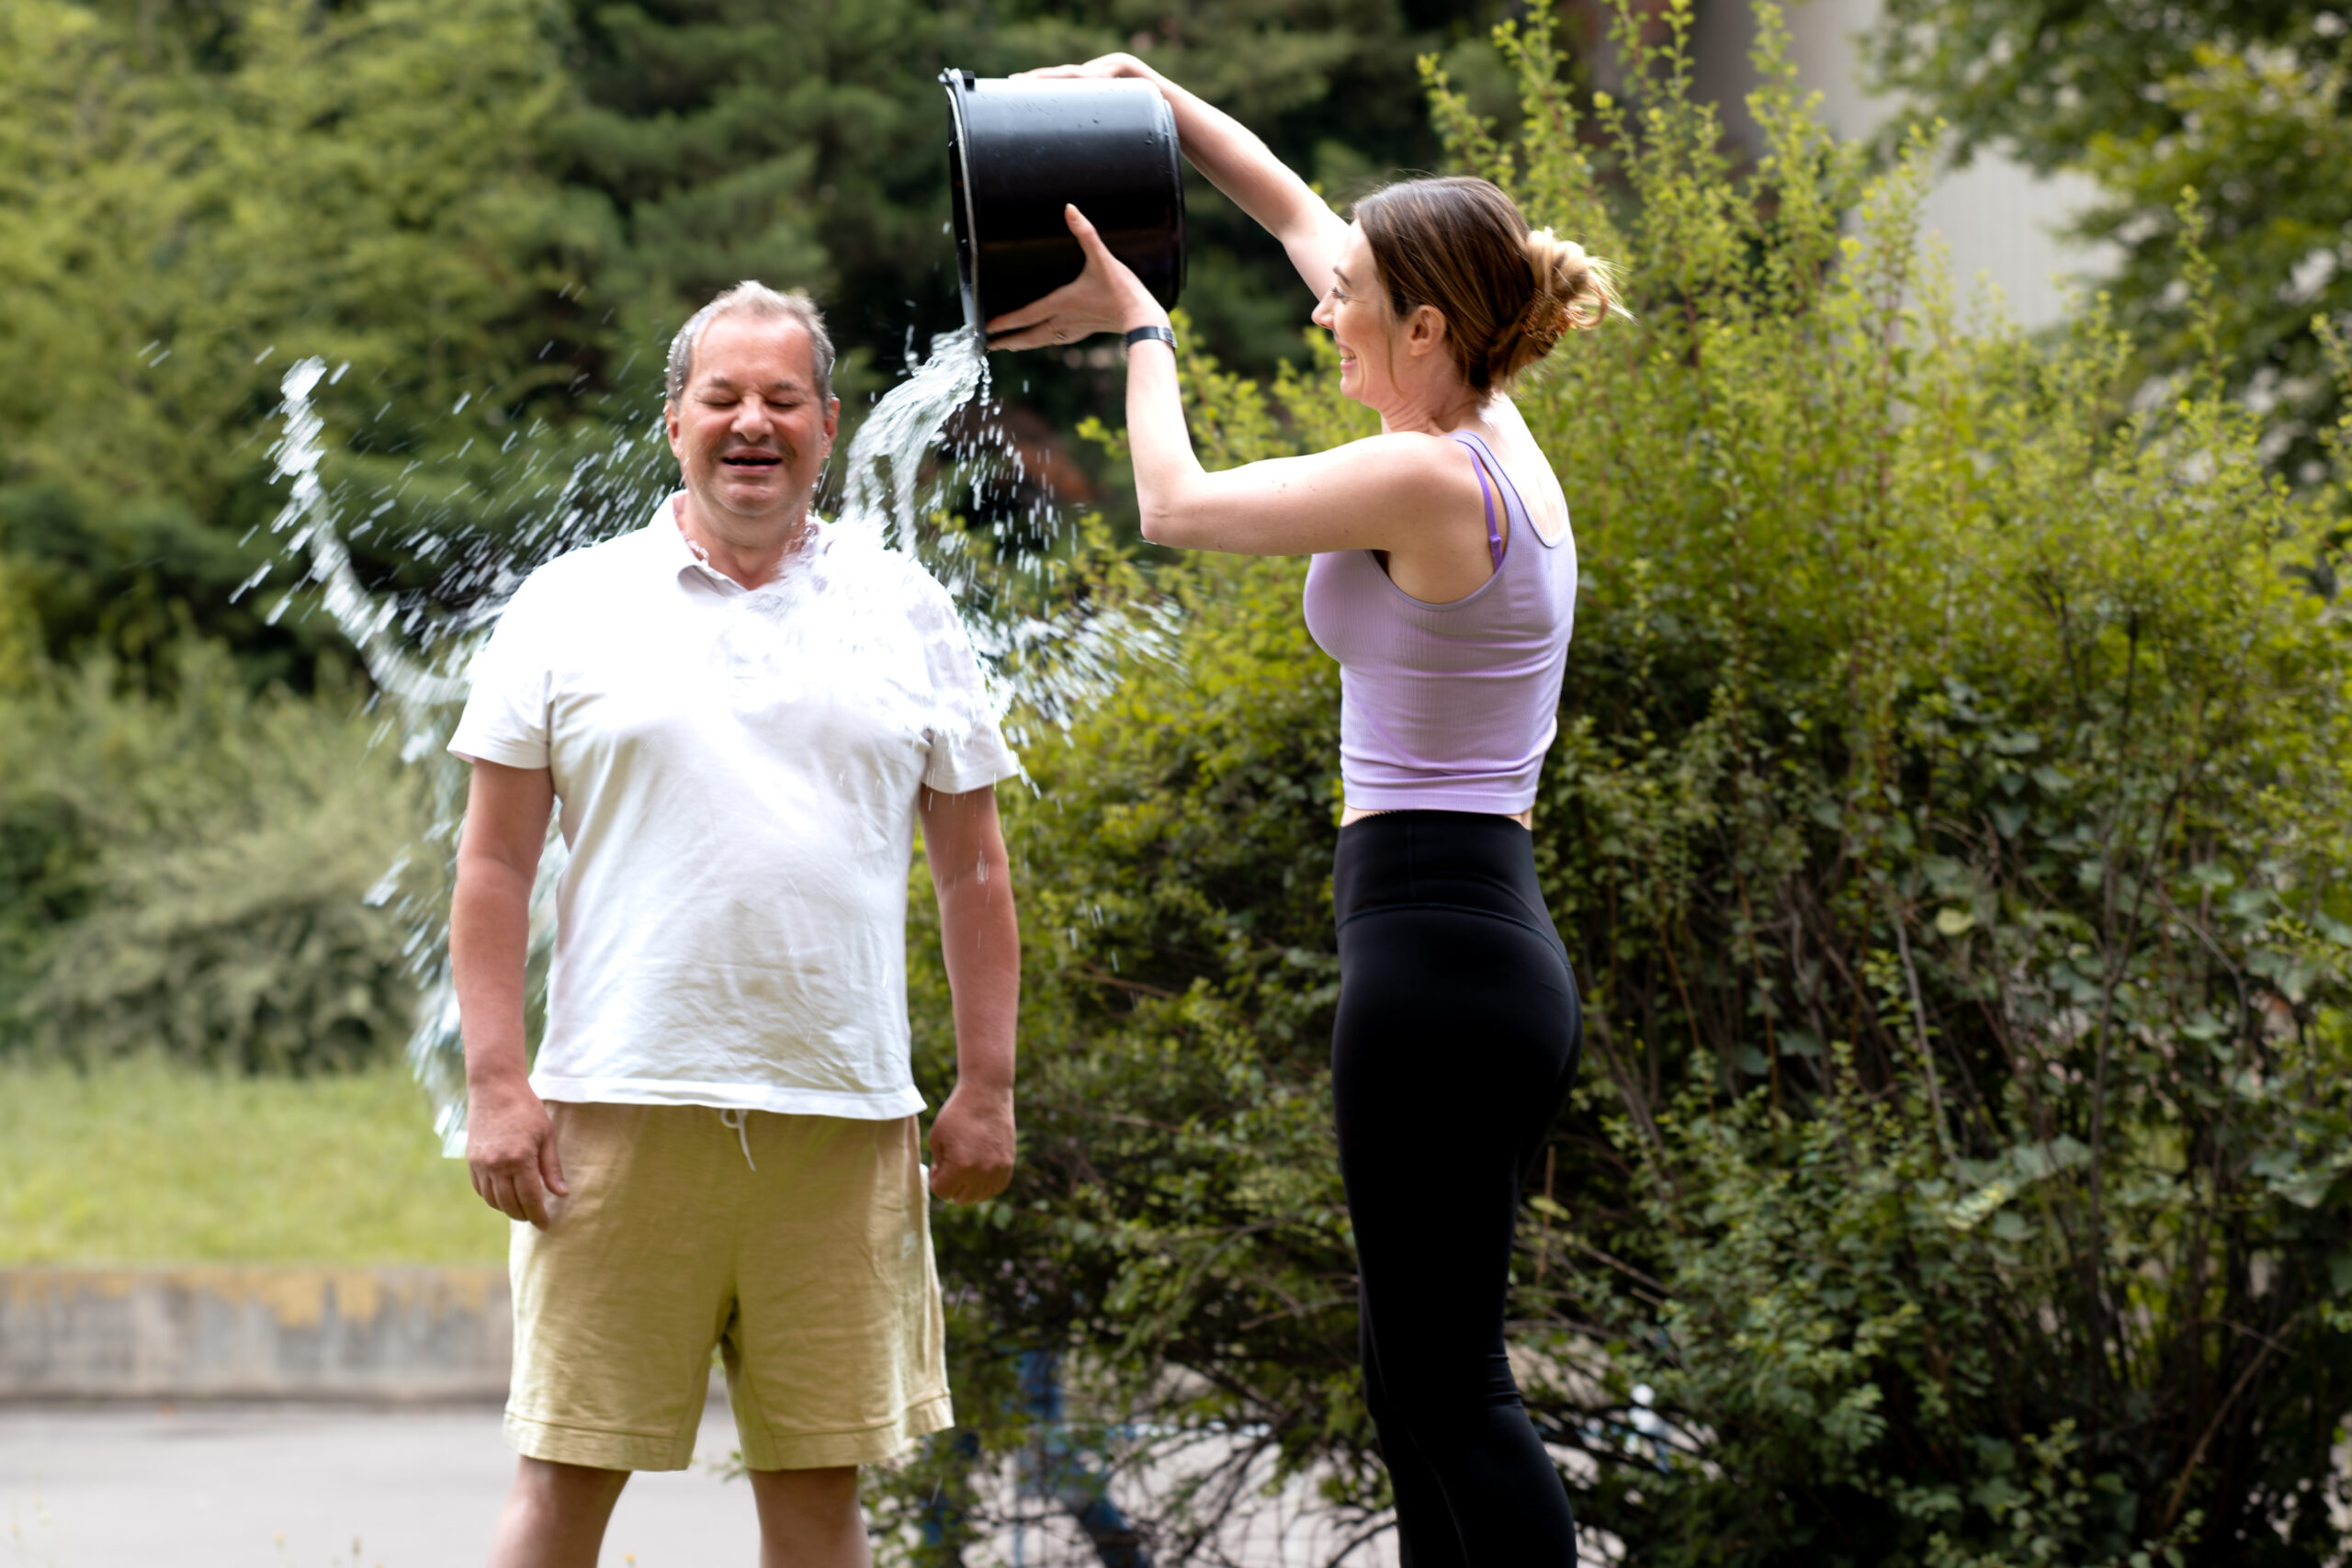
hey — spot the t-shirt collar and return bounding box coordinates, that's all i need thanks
[659,493,824,592]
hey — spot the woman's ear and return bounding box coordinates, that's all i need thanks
[1402,302,1450,358]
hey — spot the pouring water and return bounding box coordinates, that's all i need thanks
[254,324,1165,1148]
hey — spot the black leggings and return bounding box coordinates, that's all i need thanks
[1331,810,1583,1567]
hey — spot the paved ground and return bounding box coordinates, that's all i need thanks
[1,1402,1429,1568]
[1,1400,759,1567]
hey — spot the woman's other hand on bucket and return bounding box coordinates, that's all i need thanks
[984,204,1171,352]
[1012,52,1157,86]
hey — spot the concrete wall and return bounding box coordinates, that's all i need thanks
[0,1267,511,1403]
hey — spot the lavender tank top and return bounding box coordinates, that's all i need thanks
[1301,430,1577,814]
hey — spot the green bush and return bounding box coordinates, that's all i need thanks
[0,642,427,1074]
[885,3,2352,1562]
[1468,5,2352,1559]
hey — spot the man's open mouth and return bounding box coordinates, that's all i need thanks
[723,452,783,470]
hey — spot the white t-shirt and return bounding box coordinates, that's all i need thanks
[447,502,1021,1119]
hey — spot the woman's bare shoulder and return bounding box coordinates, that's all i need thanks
[1305,428,1486,490]
[1335,427,1491,475]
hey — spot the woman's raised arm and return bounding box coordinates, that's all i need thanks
[1013,54,1349,299]
[988,209,1488,591]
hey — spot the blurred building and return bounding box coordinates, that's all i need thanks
[1674,0,2111,330]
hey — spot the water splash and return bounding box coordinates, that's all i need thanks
[842,329,990,554]
[256,326,1171,1152]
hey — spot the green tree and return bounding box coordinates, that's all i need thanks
[1865,0,2352,488]
[0,0,620,677]
[547,0,1499,391]
[0,0,1521,684]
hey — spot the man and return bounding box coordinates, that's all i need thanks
[448,281,1020,1567]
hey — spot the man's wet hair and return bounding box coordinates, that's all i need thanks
[665,283,836,407]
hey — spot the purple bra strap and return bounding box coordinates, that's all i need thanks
[1455,434,1504,570]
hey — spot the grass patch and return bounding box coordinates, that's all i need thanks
[0,1056,505,1265]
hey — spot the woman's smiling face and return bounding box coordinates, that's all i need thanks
[1312,223,1390,405]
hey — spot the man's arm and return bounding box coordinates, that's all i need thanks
[451,758,564,1227]
[917,784,1019,1203]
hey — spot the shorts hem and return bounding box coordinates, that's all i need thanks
[736,1392,956,1472]
[504,1409,699,1472]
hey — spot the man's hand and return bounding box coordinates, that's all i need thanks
[467,1079,569,1228]
[928,1083,1015,1203]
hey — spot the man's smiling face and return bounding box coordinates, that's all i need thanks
[665,313,841,531]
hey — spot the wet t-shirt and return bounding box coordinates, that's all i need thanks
[448,502,1020,1119]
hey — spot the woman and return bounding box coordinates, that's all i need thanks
[991,54,1611,1566]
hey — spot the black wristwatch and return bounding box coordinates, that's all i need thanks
[1123,324,1178,355]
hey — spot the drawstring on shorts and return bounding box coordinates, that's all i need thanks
[718,1108,757,1170]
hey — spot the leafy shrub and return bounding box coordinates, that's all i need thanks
[1462,5,2352,1560]
[0,642,427,1074]
[886,3,2352,1562]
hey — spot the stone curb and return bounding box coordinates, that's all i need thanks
[0,1266,511,1404]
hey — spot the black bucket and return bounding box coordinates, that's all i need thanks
[941,70,1186,336]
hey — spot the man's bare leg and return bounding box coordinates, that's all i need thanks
[487,1457,631,1568]
[749,1465,870,1568]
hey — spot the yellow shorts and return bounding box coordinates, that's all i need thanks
[504,1101,952,1472]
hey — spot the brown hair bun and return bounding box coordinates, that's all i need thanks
[1353,175,1618,395]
